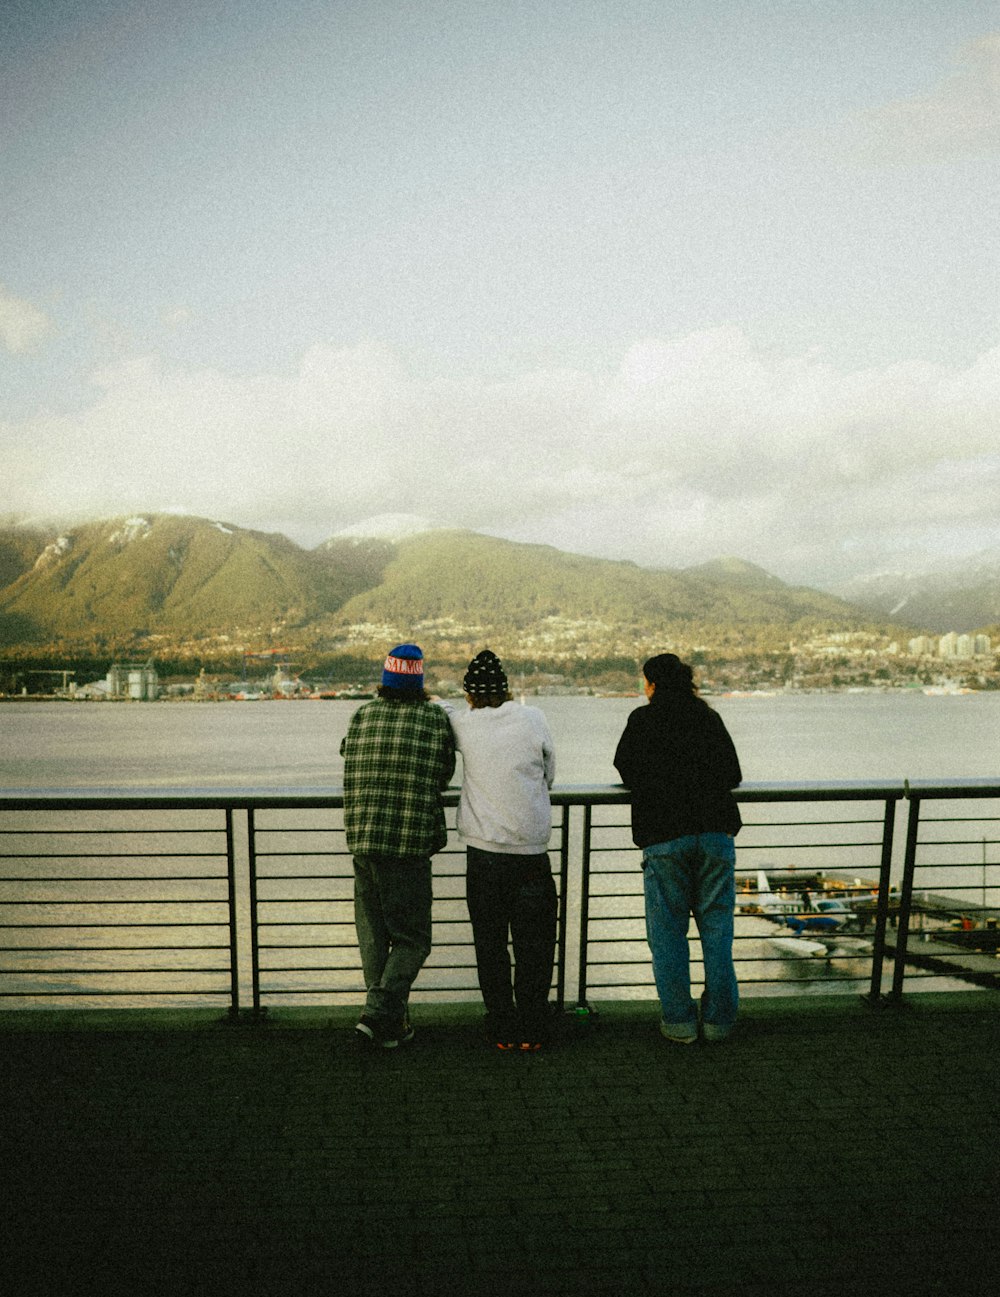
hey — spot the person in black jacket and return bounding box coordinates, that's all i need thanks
[614,653,743,1043]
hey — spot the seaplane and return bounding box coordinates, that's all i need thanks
[752,871,850,958]
[741,870,801,917]
[784,899,851,934]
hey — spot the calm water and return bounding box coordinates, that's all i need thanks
[2,689,999,787]
[1,693,996,1007]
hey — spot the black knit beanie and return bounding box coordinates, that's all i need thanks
[463,649,509,697]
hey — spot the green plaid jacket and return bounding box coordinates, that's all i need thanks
[340,698,456,858]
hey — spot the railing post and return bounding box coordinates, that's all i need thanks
[576,802,593,1010]
[224,807,241,1016]
[866,795,897,1003]
[890,793,922,1001]
[247,806,262,1015]
[555,804,569,1012]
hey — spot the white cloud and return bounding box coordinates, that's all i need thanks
[161,306,193,329]
[3,329,999,585]
[0,285,55,354]
[848,33,1000,162]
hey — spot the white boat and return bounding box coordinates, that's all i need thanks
[768,934,829,958]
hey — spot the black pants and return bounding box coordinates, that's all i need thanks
[465,846,557,1038]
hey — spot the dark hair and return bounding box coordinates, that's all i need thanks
[467,691,512,710]
[642,653,695,694]
[377,684,430,703]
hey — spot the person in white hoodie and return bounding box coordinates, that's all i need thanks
[441,650,557,1049]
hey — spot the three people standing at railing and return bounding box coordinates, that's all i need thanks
[342,641,740,1051]
[614,653,743,1044]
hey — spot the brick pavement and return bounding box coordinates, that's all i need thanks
[2,993,998,1297]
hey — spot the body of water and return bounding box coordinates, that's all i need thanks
[2,688,999,787]
[1,692,996,1008]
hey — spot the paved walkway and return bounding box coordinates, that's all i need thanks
[2,992,999,1297]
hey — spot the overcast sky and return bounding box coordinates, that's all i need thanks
[2,0,998,586]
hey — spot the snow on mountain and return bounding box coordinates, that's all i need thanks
[33,535,73,569]
[330,513,436,544]
[107,516,152,546]
[831,555,1000,632]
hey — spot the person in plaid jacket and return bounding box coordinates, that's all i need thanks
[340,643,455,1047]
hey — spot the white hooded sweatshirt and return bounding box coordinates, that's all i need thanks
[440,700,556,855]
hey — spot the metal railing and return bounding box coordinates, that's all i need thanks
[890,779,1000,995]
[0,794,242,1007]
[1,780,998,1013]
[578,782,905,1005]
[245,799,571,1012]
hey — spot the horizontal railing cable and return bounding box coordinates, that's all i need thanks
[1,780,997,1011]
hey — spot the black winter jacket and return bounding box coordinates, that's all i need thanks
[613,693,743,848]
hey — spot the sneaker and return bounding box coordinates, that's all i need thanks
[485,1013,518,1051]
[659,1021,698,1045]
[355,1015,378,1045]
[355,1014,414,1049]
[702,1023,733,1044]
[519,1006,553,1052]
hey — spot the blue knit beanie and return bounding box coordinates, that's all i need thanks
[381,643,424,689]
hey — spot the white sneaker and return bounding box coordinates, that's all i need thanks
[659,1022,698,1045]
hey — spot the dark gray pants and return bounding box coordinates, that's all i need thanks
[466,847,557,1039]
[353,854,433,1028]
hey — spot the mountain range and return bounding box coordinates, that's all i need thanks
[831,552,1000,634]
[0,513,992,657]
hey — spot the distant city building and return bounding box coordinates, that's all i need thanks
[106,660,159,700]
[935,631,991,660]
[193,668,215,700]
[907,636,934,656]
[69,680,112,701]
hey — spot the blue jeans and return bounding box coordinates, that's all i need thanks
[642,834,738,1038]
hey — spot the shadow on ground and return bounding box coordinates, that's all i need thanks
[2,994,998,1296]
